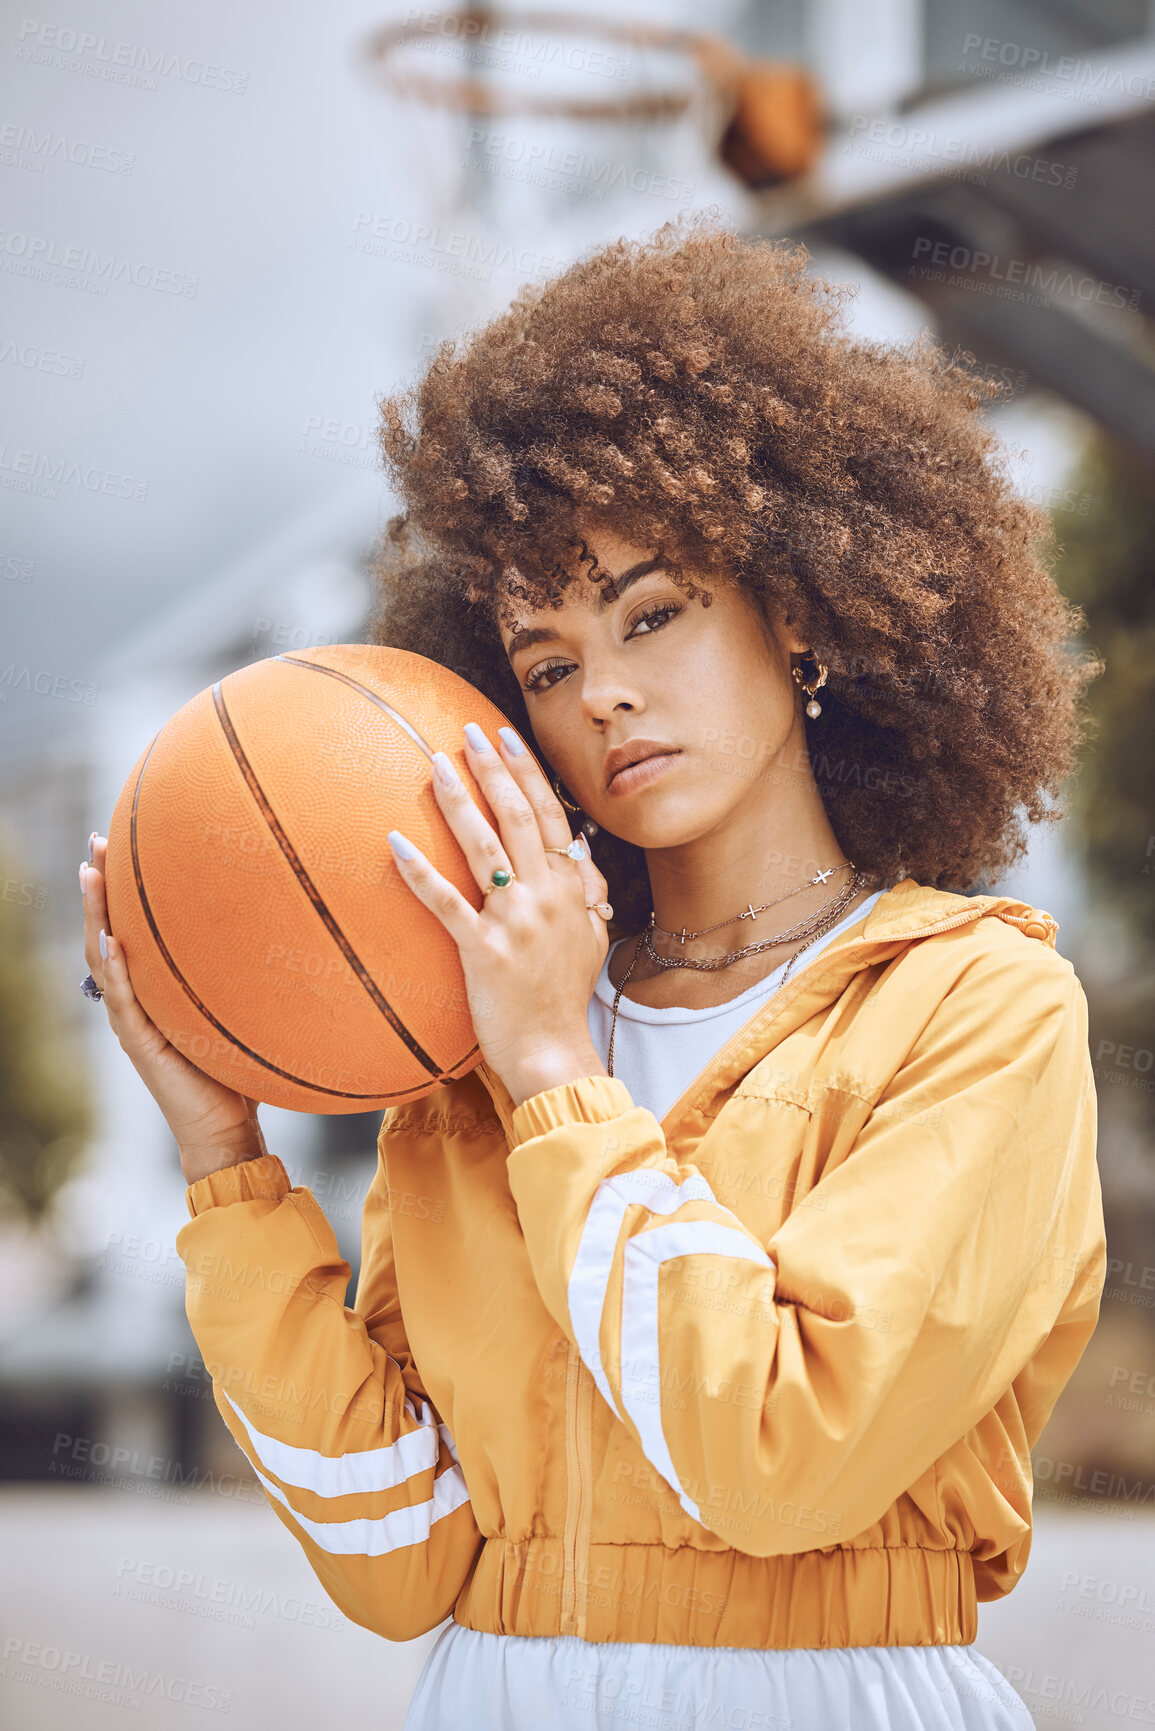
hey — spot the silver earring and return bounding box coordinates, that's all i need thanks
[551,773,598,839]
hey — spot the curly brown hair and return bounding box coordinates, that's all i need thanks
[365,210,1100,933]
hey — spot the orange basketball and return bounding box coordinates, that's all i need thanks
[103,644,516,1113]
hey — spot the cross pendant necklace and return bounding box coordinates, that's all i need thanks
[650,862,854,944]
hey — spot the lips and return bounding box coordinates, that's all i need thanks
[603,739,681,789]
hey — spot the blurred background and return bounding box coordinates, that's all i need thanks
[2,0,1154,1724]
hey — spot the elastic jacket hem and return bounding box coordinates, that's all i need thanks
[453,1536,978,1649]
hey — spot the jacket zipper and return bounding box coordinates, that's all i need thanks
[560,1340,592,1637]
[575,1353,594,1639]
[654,905,993,1139]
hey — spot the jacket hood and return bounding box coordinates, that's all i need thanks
[857,877,1059,947]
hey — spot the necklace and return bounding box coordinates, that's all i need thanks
[650,861,853,942]
[644,872,863,972]
[606,869,867,1078]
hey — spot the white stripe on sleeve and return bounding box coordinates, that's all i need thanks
[567,1168,721,1418]
[250,1452,472,1556]
[620,1221,775,1520]
[220,1383,447,1498]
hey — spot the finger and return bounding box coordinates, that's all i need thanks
[570,835,612,928]
[91,921,155,1049]
[493,725,581,850]
[462,723,573,877]
[96,926,197,1099]
[572,832,609,895]
[81,836,110,990]
[490,729,611,916]
[387,829,484,943]
[428,746,528,895]
[95,925,143,1032]
[82,840,161,1043]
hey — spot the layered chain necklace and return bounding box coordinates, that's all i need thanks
[606,862,867,1078]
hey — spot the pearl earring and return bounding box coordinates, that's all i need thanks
[792,654,829,719]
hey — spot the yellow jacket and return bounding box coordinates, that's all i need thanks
[175,878,1105,1650]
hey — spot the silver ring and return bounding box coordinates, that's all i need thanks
[81,972,104,1002]
[586,902,614,921]
[544,840,586,863]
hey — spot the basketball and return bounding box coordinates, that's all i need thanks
[103,644,516,1113]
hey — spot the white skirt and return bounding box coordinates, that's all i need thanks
[402,1622,1035,1730]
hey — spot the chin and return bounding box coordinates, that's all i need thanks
[609,798,718,851]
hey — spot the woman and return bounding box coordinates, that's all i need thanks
[80,217,1106,1729]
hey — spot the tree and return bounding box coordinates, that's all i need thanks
[1051,432,1155,1138]
[0,846,95,1226]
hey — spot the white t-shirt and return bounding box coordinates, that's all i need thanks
[402,888,1033,1730]
[404,1624,1032,1729]
[586,890,885,1121]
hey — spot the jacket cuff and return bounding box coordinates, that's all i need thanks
[184,1152,292,1219]
[509,1074,636,1148]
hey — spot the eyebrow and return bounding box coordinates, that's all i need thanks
[504,556,666,660]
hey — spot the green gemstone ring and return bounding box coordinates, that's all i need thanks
[482,866,516,895]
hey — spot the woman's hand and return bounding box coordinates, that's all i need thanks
[387,723,611,1109]
[81,834,268,1184]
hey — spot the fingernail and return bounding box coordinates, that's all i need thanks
[79,863,88,896]
[497,727,526,756]
[579,832,592,857]
[432,750,459,786]
[99,928,108,960]
[388,830,417,860]
[88,832,97,864]
[463,722,491,753]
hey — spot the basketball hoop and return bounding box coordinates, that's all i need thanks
[361,10,823,186]
[352,9,823,350]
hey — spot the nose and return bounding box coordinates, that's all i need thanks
[578,666,642,727]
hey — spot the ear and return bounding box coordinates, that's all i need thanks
[764,599,809,656]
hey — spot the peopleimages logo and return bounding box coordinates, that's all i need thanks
[0,444,148,501]
[348,209,568,284]
[399,6,630,82]
[1,336,85,377]
[14,19,249,93]
[112,1555,347,1633]
[0,120,135,174]
[463,124,696,203]
[0,664,98,704]
[2,1634,233,1714]
[844,117,1078,188]
[960,32,1155,101]
[0,228,198,296]
[909,237,1141,311]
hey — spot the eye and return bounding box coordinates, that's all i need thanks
[522,601,683,694]
[630,601,681,636]
[523,656,571,694]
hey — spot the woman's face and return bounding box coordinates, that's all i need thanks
[496,528,810,850]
